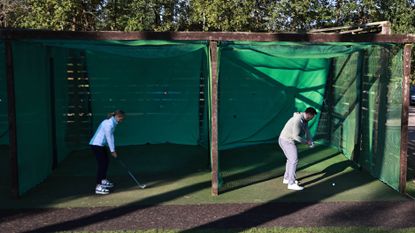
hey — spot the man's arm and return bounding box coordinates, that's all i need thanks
[292,120,307,144]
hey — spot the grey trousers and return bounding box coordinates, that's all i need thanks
[278,137,298,185]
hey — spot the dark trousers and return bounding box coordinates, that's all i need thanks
[91,145,109,185]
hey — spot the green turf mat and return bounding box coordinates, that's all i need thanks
[0,144,407,209]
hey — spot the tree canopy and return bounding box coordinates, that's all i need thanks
[1,0,414,33]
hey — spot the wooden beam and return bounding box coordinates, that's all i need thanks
[5,39,19,198]
[209,41,219,196]
[1,30,415,43]
[400,44,413,193]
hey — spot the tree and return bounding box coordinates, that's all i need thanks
[0,0,25,28]
[377,0,415,33]
[2,0,102,31]
[1,0,415,34]
[188,0,269,31]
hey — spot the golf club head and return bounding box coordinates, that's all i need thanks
[139,184,147,189]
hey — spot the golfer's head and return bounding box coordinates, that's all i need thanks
[304,107,317,121]
[112,110,125,123]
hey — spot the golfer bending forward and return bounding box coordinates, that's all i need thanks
[279,107,317,191]
[89,110,125,195]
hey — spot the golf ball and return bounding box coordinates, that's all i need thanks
[332,183,336,186]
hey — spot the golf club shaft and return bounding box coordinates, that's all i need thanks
[117,158,146,188]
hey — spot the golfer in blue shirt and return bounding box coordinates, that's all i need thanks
[90,110,125,194]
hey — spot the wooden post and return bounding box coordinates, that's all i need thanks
[209,41,219,196]
[400,44,412,193]
[5,39,19,198]
[380,21,392,35]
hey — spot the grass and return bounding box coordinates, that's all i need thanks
[0,143,408,209]
[60,227,415,233]
[406,180,415,199]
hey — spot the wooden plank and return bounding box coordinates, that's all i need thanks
[1,30,415,43]
[5,39,19,198]
[209,41,219,196]
[399,44,412,193]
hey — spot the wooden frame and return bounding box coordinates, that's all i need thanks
[2,29,414,196]
[209,41,219,196]
[1,30,415,43]
[400,44,413,193]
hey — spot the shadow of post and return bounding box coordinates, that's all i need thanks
[179,167,409,232]
[12,152,394,233]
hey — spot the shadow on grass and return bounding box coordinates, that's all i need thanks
[179,171,412,232]
[0,143,402,232]
[219,143,341,193]
[298,160,355,186]
[15,159,411,233]
[0,144,212,210]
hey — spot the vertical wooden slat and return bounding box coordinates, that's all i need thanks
[400,44,412,193]
[209,41,219,196]
[5,39,19,198]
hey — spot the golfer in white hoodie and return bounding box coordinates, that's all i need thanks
[279,107,317,190]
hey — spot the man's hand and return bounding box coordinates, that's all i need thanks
[111,152,118,158]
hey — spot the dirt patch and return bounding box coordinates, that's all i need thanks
[1,202,414,233]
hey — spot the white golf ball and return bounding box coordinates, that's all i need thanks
[332,183,336,186]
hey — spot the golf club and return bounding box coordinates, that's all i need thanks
[116,158,146,189]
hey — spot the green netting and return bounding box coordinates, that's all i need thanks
[216,42,404,192]
[0,41,7,145]
[218,42,340,149]
[3,39,406,195]
[320,45,403,190]
[8,40,211,195]
[357,45,403,190]
[329,51,362,159]
[12,41,53,195]
[85,42,208,145]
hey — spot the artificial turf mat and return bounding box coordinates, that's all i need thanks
[0,143,408,208]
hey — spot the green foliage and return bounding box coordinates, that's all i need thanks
[1,0,102,30]
[0,0,415,33]
[189,0,266,31]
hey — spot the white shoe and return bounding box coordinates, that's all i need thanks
[283,179,299,185]
[95,184,110,195]
[288,183,304,191]
[101,179,114,188]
